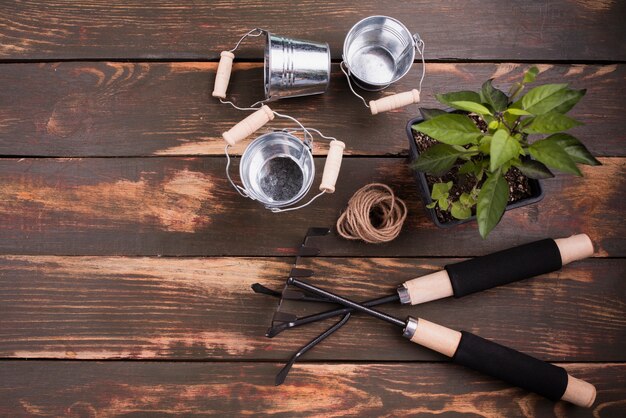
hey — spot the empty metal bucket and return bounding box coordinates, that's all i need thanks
[264,33,331,101]
[343,16,417,91]
[239,132,315,208]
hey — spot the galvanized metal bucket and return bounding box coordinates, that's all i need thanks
[239,132,315,209]
[213,29,330,106]
[340,16,426,115]
[265,33,330,101]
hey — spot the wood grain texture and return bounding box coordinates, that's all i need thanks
[0,157,622,257]
[1,1,625,61]
[0,361,624,417]
[0,62,623,157]
[1,256,623,361]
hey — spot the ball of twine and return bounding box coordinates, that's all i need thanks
[336,183,407,244]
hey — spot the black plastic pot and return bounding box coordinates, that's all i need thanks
[406,113,545,228]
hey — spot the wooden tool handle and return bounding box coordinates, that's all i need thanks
[399,235,594,305]
[399,270,453,305]
[212,51,235,99]
[555,234,594,265]
[319,140,345,193]
[369,89,420,115]
[404,317,596,407]
[222,105,274,146]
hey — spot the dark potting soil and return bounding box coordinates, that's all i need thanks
[413,115,533,224]
[259,157,304,202]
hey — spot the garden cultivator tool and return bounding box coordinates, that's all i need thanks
[288,275,596,408]
[253,231,597,406]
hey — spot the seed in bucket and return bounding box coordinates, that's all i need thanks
[259,157,304,202]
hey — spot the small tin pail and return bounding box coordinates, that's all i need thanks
[214,29,330,106]
[265,33,330,100]
[240,132,315,208]
[340,16,426,115]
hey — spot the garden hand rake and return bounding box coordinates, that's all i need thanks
[288,276,597,408]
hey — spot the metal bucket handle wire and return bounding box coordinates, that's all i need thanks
[213,28,270,109]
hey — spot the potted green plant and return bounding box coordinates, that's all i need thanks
[407,66,600,238]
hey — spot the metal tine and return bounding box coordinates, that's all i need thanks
[275,312,351,386]
[252,282,333,304]
[298,246,321,257]
[271,311,298,324]
[295,227,329,258]
[304,227,331,238]
[252,269,314,300]
[289,268,314,277]
[251,283,282,298]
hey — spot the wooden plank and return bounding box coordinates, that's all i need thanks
[0,62,623,157]
[2,1,625,61]
[0,157,623,257]
[1,256,623,361]
[0,361,623,416]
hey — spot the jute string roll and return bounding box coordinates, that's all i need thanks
[336,183,407,244]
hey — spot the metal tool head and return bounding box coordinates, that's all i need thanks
[266,228,330,333]
[274,312,351,386]
[252,226,399,385]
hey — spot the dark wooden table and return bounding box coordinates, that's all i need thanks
[1,2,625,416]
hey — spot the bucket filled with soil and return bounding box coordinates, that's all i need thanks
[239,132,315,209]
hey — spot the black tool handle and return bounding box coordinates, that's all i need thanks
[404,317,596,407]
[446,238,562,297]
[398,235,593,305]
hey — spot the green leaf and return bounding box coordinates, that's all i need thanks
[419,108,449,120]
[523,111,583,134]
[521,83,568,114]
[477,172,509,238]
[490,129,522,172]
[431,181,453,200]
[505,108,532,116]
[413,114,483,146]
[514,159,555,179]
[449,101,493,115]
[436,91,482,107]
[547,133,601,166]
[529,138,582,175]
[412,144,464,175]
[459,192,475,207]
[523,66,539,84]
[481,79,508,112]
[552,89,586,114]
[526,88,585,115]
[478,135,492,154]
[439,198,450,211]
[451,201,472,219]
[458,160,476,175]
